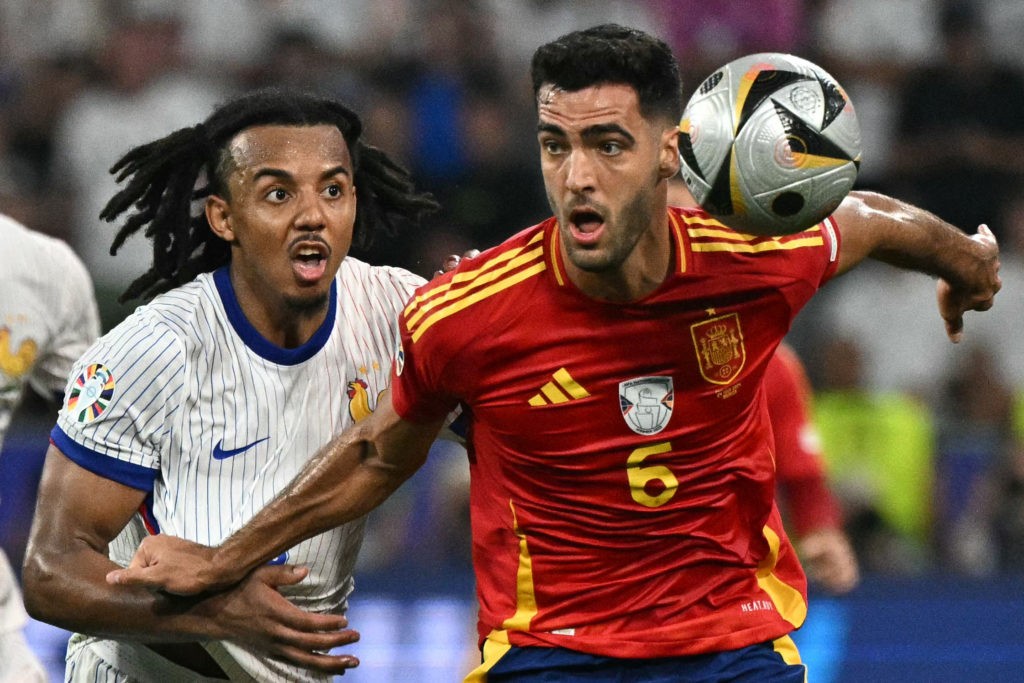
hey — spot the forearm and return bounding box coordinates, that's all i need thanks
[212,402,443,585]
[835,190,991,282]
[23,539,219,641]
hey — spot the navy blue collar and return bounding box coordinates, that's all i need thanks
[213,266,336,365]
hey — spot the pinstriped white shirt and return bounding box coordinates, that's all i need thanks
[55,257,423,682]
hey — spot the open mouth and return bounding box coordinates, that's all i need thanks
[568,207,605,244]
[290,240,330,283]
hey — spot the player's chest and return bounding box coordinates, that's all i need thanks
[465,291,788,451]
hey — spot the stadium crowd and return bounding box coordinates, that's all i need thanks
[2,0,1024,672]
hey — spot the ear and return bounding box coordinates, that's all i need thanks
[206,195,235,243]
[658,125,682,180]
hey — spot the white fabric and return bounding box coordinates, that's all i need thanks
[0,214,99,682]
[57,258,422,681]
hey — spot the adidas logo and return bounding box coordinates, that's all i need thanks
[528,368,590,406]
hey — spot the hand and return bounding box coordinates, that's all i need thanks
[106,534,233,595]
[433,249,480,278]
[937,224,1000,343]
[196,564,360,674]
[799,527,859,595]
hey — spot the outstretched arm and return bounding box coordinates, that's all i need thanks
[832,190,1000,341]
[107,390,444,595]
[22,446,359,672]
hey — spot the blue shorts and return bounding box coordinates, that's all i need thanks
[467,635,806,682]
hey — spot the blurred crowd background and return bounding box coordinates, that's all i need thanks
[3,0,1024,680]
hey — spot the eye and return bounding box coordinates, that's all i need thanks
[541,139,565,155]
[600,141,623,155]
[323,184,343,198]
[265,188,289,203]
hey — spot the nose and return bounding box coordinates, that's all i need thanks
[564,149,596,194]
[294,191,326,231]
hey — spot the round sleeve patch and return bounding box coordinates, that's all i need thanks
[67,363,116,423]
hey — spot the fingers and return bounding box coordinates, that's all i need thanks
[271,645,360,674]
[435,249,481,278]
[106,566,164,589]
[974,223,997,244]
[274,624,361,653]
[252,564,309,588]
[944,313,964,344]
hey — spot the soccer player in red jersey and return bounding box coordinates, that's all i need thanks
[769,344,859,596]
[106,24,1000,681]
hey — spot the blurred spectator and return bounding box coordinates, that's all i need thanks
[889,0,1024,244]
[809,0,940,188]
[933,344,1015,575]
[651,0,808,88]
[0,0,107,69]
[811,336,935,575]
[51,10,225,329]
[0,53,96,235]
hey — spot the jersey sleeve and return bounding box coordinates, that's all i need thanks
[389,278,462,424]
[29,241,101,401]
[52,312,183,491]
[766,346,843,537]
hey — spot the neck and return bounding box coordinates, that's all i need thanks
[229,269,329,348]
[566,210,672,303]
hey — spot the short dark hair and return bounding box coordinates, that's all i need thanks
[101,88,438,302]
[530,24,682,123]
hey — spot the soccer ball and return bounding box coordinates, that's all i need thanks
[678,53,861,235]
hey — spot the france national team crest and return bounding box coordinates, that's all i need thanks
[67,363,116,423]
[619,376,674,435]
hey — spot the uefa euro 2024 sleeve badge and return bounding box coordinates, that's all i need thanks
[67,363,116,423]
[619,377,674,435]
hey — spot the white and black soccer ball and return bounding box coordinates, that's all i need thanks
[678,53,861,235]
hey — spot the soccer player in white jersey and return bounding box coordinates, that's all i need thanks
[0,213,100,682]
[21,89,439,681]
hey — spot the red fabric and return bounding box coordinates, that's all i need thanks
[766,344,844,537]
[392,208,839,658]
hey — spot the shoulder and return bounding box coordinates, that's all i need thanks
[0,215,89,282]
[338,257,426,303]
[403,221,550,336]
[672,206,838,276]
[111,276,220,351]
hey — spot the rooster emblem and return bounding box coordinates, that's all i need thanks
[347,378,385,423]
[0,327,38,379]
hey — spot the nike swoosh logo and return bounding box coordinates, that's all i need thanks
[213,436,270,460]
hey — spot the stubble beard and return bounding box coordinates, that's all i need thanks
[283,290,330,318]
[561,190,654,274]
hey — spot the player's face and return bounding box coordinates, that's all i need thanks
[536,83,679,299]
[207,124,356,333]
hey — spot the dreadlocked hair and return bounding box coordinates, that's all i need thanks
[101,88,439,302]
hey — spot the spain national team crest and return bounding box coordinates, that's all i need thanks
[67,363,116,423]
[619,376,674,435]
[691,313,746,385]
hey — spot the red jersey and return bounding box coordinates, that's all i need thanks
[392,207,841,658]
[767,345,844,538]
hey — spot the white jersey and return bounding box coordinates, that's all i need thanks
[0,214,100,452]
[0,214,98,683]
[55,259,423,682]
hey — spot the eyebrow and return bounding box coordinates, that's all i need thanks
[536,122,636,145]
[252,164,352,183]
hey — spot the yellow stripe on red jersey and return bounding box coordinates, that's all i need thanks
[392,209,839,658]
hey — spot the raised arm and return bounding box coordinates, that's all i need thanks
[832,190,1001,341]
[23,445,359,672]
[107,390,444,595]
